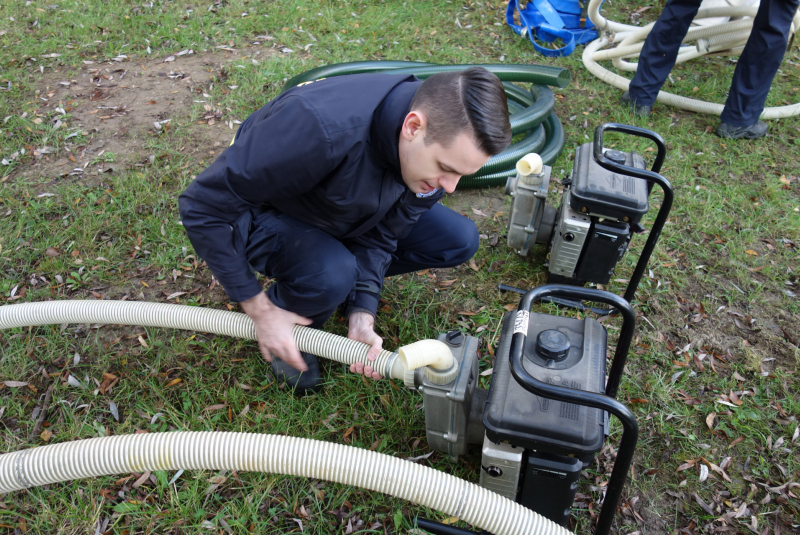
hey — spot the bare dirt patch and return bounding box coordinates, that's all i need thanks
[9,49,278,187]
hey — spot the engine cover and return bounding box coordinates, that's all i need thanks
[570,143,648,223]
[483,311,607,460]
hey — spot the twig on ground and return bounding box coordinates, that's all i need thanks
[28,382,55,442]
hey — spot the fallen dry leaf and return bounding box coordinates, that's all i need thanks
[132,470,151,488]
[4,381,28,388]
[40,429,52,442]
[207,474,227,485]
[109,400,119,422]
[165,378,182,387]
[471,207,488,217]
[693,493,713,514]
[706,412,716,430]
[698,463,709,482]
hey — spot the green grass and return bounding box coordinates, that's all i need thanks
[2,0,800,533]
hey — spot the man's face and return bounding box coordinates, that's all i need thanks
[398,111,490,195]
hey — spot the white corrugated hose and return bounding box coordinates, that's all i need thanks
[0,432,572,535]
[584,0,800,118]
[0,300,572,535]
[0,299,461,380]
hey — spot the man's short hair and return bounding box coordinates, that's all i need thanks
[410,67,512,156]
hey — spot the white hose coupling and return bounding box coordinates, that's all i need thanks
[396,339,459,384]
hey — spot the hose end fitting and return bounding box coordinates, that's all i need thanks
[424,364,459,385]
[397,339,457,372]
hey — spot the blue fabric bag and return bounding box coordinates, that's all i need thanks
[506,0,599,57]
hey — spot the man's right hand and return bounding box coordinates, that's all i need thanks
[240,292,313,372]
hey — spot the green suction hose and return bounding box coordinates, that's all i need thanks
[282,61,569,188]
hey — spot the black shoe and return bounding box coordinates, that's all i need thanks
[621,91,652,118]
[270,352,323,396]
[715,120,768,139]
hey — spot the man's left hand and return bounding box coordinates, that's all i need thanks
[348,311,383,380]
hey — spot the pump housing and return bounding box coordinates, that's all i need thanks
[506,124,659,287]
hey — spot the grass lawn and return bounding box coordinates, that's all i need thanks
[1,0,799,533]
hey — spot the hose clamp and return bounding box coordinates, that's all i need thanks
[384,351,399,379]
[14,449,32,489]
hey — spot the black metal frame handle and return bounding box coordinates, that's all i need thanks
[592,123,673,304]
[510,285,639,535]
[412,517,481,535]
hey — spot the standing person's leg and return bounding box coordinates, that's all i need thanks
[624,0,703,111]
[386,202,479,277]
[245,209,358,394]
[717,0,800,138]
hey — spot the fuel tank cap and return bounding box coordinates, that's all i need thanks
[604,149,627,164]
[534,329,570,362]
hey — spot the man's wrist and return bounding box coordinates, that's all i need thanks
[345,305,375,323]
[240,291,272,316]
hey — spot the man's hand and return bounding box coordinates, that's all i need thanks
[348,311,383,380]
[240,292,312,372]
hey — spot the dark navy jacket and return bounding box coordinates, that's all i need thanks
[178,73,444,315]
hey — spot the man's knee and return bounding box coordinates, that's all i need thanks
[282,235,358,304]
[448,218,480,263]
[312,252,358,303]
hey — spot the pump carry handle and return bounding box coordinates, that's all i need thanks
[590,123,675,304]
[593,122,666,175]
[510,284,638,535]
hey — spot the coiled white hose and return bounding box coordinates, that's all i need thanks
[584,0,800,118]
[0,299,456,381]
[0,431,572,535]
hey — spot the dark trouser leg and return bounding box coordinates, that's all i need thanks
[629,0,702,106]
[719,0,800,126]
[386,202,479,277]
[245,210,358,328]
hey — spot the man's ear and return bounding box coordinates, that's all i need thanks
[401,110,427,141]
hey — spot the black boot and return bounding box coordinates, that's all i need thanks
[270,352,323,396]
[715,120,768,139]
[621,91,652,118]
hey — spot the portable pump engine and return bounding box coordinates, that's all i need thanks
[505,123,673,305]
[413,286,639,535]
[412,124,674,535]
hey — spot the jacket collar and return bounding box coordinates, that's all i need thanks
[369,77,421,178]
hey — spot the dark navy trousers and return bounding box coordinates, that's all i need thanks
[629,0,799,126]
[243,203,479,328]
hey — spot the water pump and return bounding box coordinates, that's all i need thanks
[505,123,673,305]
[414,285,639,535]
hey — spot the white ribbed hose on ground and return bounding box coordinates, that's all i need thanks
[0,432,571,535]
[0,299,455,382]
[0,301,569,535]
[584,0,800,118]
